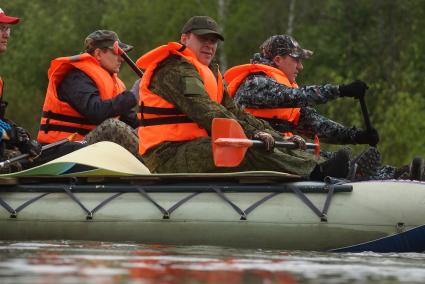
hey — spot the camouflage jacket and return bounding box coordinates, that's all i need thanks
[142,55,288,164]
[232,62,361,144]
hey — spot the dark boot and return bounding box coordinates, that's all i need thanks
[310,147,351,181]
[409,156,424,180]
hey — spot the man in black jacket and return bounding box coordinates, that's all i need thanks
[37,30,139,160]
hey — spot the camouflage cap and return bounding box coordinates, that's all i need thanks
[260,35,313,60]
[84,30,133,53]
[181,16,224,41]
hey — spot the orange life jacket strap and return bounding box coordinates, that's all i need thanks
[140,105,184,115]
[39,124,91,136]
[140,116,194,127]
[42,111,94,125]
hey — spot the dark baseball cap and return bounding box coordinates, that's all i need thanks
[260,35,313,60]
[84,30,133,53]
[0,8,20,24]
[181,16,224,41]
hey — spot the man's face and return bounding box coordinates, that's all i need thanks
[180,33,219,65]
[94,48,124,74]
[273,54,304,84]
[0,24,11,53]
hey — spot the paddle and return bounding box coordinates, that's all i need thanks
[113,41,144,78]
[212,118,320,167]
[358,94,377,147]
[0,133,78,169]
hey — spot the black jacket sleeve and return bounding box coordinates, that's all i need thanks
[57,69,137,125]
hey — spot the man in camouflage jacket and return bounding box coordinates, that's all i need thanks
[138,16,352,180]
[225,35,402,180]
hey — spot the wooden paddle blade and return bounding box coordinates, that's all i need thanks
[212,118,249,167]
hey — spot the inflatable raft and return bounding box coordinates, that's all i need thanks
[0,142,424,253]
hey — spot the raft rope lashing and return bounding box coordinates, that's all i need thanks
[135,187,201,219]
[63,186,125,220]
[290,183,335,222]
[167,192,200,216]
[211,186,247,220]
[321,183,335,221]
[243,192,281,217]
[0,182,341,221]
[136,186,170,219]
[0,193,50,218]
[0,196,16,217]
[90,192,124,216]
[64,186,93,219]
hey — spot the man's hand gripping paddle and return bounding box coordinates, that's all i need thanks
[212,118,320,167]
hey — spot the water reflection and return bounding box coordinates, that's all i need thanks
[0,241,424,284]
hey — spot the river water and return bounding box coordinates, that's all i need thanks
[0,241,424,284]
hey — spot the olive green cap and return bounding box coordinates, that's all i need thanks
[181,16,224,41]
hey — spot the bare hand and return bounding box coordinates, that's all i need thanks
[253,131,275,152]
[287,135,307,150]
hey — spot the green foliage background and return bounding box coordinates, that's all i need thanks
[0,0,424,166]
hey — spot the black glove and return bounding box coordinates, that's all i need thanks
[287,135,307,150]
[20,139,42,158]
[113,91,137,114]
[6,126,30,145]
[339,80,369,99]
[253,131,275,152]
[354,128,380,146]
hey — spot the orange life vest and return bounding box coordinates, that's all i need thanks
[37,53,125,144]
[135,42,224,155]
[0,77,3,99]
[225,64,300,136]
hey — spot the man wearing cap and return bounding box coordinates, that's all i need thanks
[37,30,140,158]
[0,8,42,173]
[134,16,351,180]
[224,34,389,179]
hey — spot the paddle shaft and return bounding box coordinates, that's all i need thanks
[0,136,73,168]
[359,95,377,147]
[121,52,144,78]
[214,138,317,150]
[359,96,372,131]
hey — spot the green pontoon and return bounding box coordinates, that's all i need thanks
[0,142,424,253]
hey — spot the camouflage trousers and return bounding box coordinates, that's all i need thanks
[84,118,140,158]
[0,148,23,174]
[142,137,321,177]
